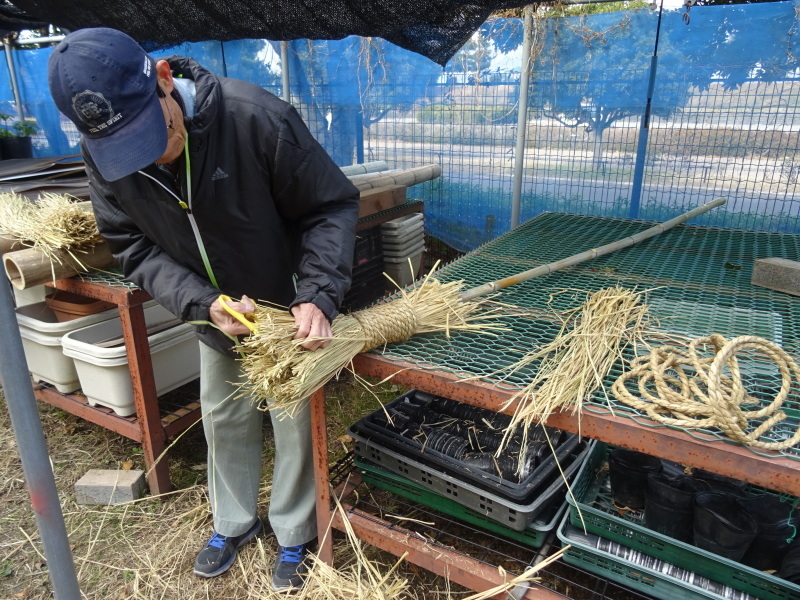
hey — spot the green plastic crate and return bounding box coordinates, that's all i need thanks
[356,455,566,548]
[567,442,800,600]
[557,512,757,600]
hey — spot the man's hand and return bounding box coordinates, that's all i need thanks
[291,302,332,350]
[209,294,256,337]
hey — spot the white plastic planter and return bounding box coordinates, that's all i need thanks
[61,305,200,417]
[15,301,123,393]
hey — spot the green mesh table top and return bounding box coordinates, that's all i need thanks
[75,267,139,290]
[375,212,800,460]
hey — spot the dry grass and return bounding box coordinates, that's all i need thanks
[497,287,649,453]
[0,376,478,600]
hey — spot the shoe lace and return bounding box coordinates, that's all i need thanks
[278,545,305,564]
[207,532,228,550]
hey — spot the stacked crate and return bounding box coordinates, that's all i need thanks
[381,213,424,288]
[342,225,385,311]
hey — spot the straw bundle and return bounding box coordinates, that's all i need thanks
[0,192,114,288]
[238,272,505,417]
[0,191,102,256]
[498,287,649,449]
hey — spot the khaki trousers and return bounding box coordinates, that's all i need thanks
[199,343,317,546]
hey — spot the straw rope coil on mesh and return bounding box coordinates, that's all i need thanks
[612,334,800,451]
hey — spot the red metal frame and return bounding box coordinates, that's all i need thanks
[31,277,202,495]
[310,350,800,596]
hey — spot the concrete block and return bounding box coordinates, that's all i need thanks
[751,258,800,297]
[75,469,146,505]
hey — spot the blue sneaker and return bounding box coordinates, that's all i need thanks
[193,518,262,578]
[271,541,312,592]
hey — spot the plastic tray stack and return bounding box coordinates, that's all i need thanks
[355,455,568,548]
[348,389,595,531]
[563,442,800,600]
[558,513,759,600]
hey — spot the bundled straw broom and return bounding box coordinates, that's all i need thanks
[0,192,114,289]
[238,271,506,417]
[237,199,726,418]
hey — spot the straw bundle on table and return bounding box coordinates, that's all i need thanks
[0,192,114,288]
[238,272,506,417]
[498,287,649,449]
[0,191,101,256]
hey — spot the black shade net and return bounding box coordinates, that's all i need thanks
[0,0,530,65]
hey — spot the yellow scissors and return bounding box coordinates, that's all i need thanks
[217,294,257,333]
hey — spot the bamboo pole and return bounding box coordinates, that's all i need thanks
[460,197,726,301]
[0,235,24,255]
[348,165,441,192]
[4,243,115,290]
[340,161,390,176]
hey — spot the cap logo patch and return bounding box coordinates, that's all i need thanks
[72,90,122,133]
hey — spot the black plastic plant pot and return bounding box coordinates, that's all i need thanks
[691,469,748,497]
[693,491,760,562]
[644,498,694,543]
[0,136,32,159]
[739,494,799,571]
[608,448,662,510]
[646,472,699,510]
[778,540,800,584]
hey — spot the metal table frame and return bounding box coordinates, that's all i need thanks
[310,351,800,597]
[32,277,202,495]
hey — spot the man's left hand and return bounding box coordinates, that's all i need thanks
[291,303,332,350]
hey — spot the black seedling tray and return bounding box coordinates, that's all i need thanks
[349,389,580,503]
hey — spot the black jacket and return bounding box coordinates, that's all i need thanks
[84,56,360,355]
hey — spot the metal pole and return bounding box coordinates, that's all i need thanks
[511,6,534,230]
[628,0,665,219]
[281,41,291,104]
[0,259,81,598]
[3,41,25,121]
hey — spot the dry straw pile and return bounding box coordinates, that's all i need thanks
[0,191,101,258]
[498,286,649,450]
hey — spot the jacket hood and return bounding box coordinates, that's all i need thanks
[162,55,220,139]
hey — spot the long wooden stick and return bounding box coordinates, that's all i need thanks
[460,197,726,301]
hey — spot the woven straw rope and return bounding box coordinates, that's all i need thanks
[612,334,800,451]
[353,299,419,350]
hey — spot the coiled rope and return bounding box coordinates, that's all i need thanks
[612,334,800,451]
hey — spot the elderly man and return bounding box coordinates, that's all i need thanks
[48,27,359,591]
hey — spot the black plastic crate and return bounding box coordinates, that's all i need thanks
[352,226,383,267]
[350,424,594,531]
[349,389,580,503]
[342,272,387,312]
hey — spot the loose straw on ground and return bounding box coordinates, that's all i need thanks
[497,287,650,451]
[294,493,412,600]
[612,333,800,451]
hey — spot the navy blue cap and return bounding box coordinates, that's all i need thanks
[48,28,167,182]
